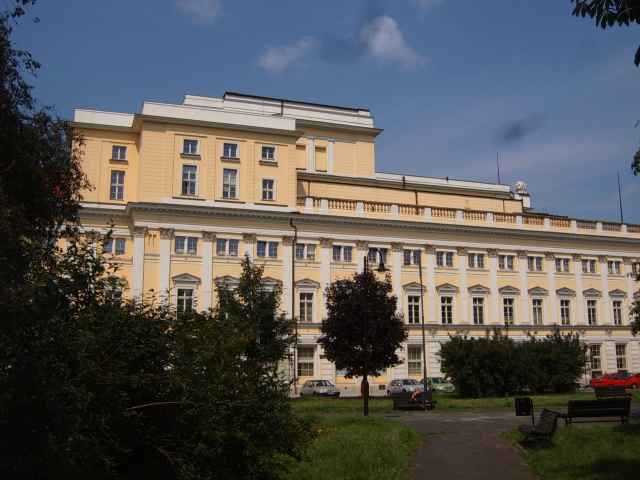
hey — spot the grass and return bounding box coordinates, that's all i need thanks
[285,413,421,480]
[509,424,640,480]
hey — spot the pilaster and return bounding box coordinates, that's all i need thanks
[488,249,499,324]
[457,247,469,324]
[391,243,403,315]
[517,251,529,324]
[599,255,610,325]
[425,246,437,323]
[545,253,556,325]
[158,228,173,302]
[356,240,368,273]
[132,226,147,300]
[200,232,215,311]
[282,236,294,317]
[243,233,256,260]
[573,254,585,325]
[320,238,332,320]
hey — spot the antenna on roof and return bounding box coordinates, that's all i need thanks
[617,171,624,224]
[496,152,501,184]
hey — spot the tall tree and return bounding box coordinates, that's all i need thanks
[571,1,640,66]
[319,269,407,416]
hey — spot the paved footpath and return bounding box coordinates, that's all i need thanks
[387,410,536,480]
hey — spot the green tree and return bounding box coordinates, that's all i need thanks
[571,1,640,66]
[319,269,407,416]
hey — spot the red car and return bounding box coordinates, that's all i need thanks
[590,372,640,389]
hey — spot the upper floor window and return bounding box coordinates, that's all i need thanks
[555,257,570,273]
[532,298,543,325]
[261,146,276,161]
[333,245,353,263]
[104,237,126,256]
[177,288,194,314]
[587,299,598,325]
[295,243,316,261]
[613,300,623,325]
[367,247,387,265]
[560,299,571,325]
[608,260,622,275]
[468,253,485,269]
[436,251,454,268]
[407,295,421,324]
[441,296,453,324]
[262,179,275,201]
[110,170,125,200]
[299,292,314,323]
[472,297,484,325]
[528,256,543,272]
[257,240,278,258]
[183,139,199,155]
[181,165,197,196]
[403,249,421,266]
[175,236,198,255]
[216,238,239,257]
[222,168,238,199]
[112,145,127,161]
[582,259,597,274]
[223,142,238,158]
[503,298,514,325]
[498,254,514,271]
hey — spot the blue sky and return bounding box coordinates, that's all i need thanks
[11,0,640,222]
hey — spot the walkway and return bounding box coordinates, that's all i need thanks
[389,410,535,480]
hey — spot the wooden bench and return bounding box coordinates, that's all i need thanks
[565,397,631,425]
[518,409,560,444]
[392,390,436,410]
[595,387,631,399]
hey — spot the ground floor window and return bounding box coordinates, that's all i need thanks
[176,288,194,314]
[589,344,602,377]
[297,346,315,377]
[616,344,627,372]
[407,345,422,375]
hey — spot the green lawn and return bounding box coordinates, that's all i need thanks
[285,413,421,480]
[510,424,640,480]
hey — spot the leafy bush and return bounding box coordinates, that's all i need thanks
[440,329,587,397]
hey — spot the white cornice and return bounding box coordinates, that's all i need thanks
[73,109,135,128]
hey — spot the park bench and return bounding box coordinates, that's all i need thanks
[518,408,560,444]
[392,390,436,410]
[594,386,631,399]
[565,397,631,425]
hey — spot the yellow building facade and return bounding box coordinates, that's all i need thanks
[73,91,640,396]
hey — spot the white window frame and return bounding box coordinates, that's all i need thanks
[608,260,622,275]
[589,344,602,376]
[503,297,515,325]
[299,291,314,323]
[472,296,485,325]
[436,250,455,268]
[222,142,239,159]
[332,244,353,263]
[498,254,515,271]
[468,253,485,270]
[297,346,315,377]
[582,258,597,274]
[612,299,623,325]
[261,145,276,161]
[216,238,240,257]
[407,345,422,375]
[295,243,317,261]
[616,343,627,371]
[560,298,572,325]
[403,249,421,266]
[261,178,275,201]
[367,247,388,265]
[222,168,238,199]
[528,255,544,272]
[586,299,598,325]
[181,165,198,196]
[183,139,199,155]
[112,145,127,161]
[176,287,195,314]
[175,235,198,255]
[532,298,544,325]
[440,295,454,324]
[257,240,278,259]
[407,295,421,324]
[110,170,125,201]
[555,257,571,273]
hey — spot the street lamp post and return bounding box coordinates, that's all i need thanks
[417,251,428,411]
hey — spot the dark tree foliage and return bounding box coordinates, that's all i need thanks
[572,1,640,65]
[440,328,587,397]
[319,270,407,416]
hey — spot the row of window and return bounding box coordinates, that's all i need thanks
[173,236,277,259]
[180,139,277,162]
[404,295,625,326]
[588,343,628,376]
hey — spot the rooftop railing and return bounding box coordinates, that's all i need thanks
[299,196,638,238]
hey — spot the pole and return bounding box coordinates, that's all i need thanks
[362,255,369,416]
[289,218,298,395]
[418,251,428,411]
[617,172,624,224]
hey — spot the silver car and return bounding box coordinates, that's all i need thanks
[387,378,423,396]
[300,379,340,397]
[423,377,455,393]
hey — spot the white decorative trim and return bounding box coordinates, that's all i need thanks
[556,287,576,297]
[436,283,459,294]
[172,273,201,285]
[499,285,521,295]
[528,286,549,296]
[583,288,602,298]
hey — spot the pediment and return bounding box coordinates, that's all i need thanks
[172,273,201,284]
[295,278,320,289]
[436,283,459,294]
[261,276,282,292]
[528,286,548,296]
[609,289,627,298]
[214,275,240,289]
[403,282,425,292]
[556,287,576,297]
[583,288,601,298]
[499,285,520,295]
[468,284,490,295]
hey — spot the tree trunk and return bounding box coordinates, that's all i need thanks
[362,375,369,417]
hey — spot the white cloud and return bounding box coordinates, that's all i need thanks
[176,0,221,24]
[360,16,426,68]
[258,38,316,73]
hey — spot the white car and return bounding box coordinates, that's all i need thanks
[424,377,455,393]
[387,378,423,396]
[300,380,340,397]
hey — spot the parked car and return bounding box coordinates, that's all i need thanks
[387,378,423,396]
[300,380,340,397]
[423,377,455,393]
[590,372,640,389]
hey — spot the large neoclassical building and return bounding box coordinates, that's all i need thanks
[73,91,640,395]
